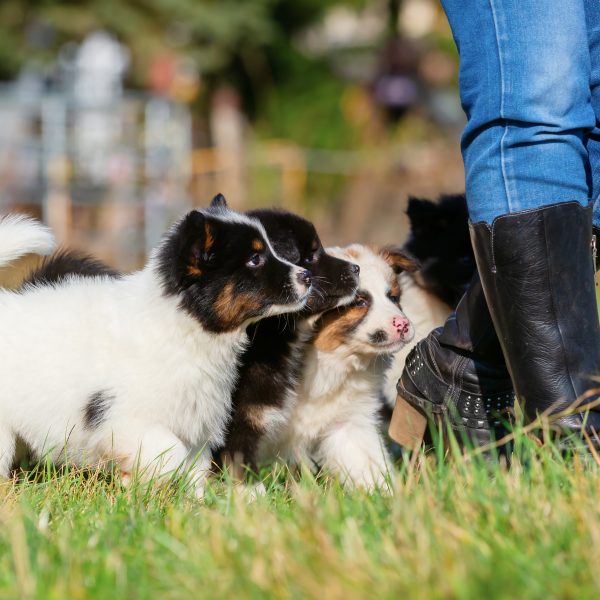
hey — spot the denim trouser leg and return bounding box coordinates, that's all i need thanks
[442,0,597,224]
[585,0,600,226]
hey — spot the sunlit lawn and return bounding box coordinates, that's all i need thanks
[1,267,599,599]
[1,432,600,600]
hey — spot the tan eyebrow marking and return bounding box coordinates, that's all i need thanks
[252,239,265,252]
[187,265,202,276]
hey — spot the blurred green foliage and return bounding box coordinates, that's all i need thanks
[257,53,358,149]
[0,0,365,83]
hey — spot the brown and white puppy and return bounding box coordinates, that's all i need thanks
[259,244,418,490]
[382,193,476,411]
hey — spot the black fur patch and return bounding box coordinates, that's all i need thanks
[368,329,388,345]
[404,193,475,308]
[22,250,120,288]
[84,390,115,429]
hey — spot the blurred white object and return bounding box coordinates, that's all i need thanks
[73,31,129,108]
[399,0,438,39]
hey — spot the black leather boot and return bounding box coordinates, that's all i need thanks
[392,275,514,450]
[470,202,600,438]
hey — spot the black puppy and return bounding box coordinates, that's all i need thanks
[403,193,475,308]
[212,196,360,476]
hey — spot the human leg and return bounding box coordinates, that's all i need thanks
[442,0,595,224]
[393,0,600,446]
[584,0,600,227]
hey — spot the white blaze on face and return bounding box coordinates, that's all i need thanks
[242,214,312,306]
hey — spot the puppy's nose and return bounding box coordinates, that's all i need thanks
[351,263,360,275]
[297,269,312,287]
[393,315,410,335]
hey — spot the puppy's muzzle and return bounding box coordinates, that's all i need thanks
[291,267,312,300]
[297,268,312,289]
[341,262,360,291]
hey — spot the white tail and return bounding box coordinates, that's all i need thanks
[0,214,56,268]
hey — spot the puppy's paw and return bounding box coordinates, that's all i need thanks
[193,484,206,502]
[232,481,267,503]
[120,471,132,488]
[344,468,395,494]
[248,481,267,500]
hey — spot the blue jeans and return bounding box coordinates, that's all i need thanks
[442,0,600,225]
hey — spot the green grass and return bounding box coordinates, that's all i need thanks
[2,433,600,600]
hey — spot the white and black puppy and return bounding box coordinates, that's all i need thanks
[214,201,360,476]
[0,202,311,497]
[262,244,418,490]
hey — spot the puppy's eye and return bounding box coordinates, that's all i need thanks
[353,295,370,308]
[304,252,318,265]
[246,254,265,268]
[387,293,400,304]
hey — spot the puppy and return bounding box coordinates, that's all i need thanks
[13,200,360,482]
[403,193,474,308]
[381,193,476,410]
[215,198,360,475]
[261,244,418,490]
[0,201,311,497]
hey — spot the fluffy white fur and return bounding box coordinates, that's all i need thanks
[0,214,56,268]
[262,245,415,490]
[0,212,305,497]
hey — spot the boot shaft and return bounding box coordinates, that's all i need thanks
[470,201,600,427]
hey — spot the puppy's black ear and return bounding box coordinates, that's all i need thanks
[438,193,469,219]
[406,196,437,226]
[179,211,218,276]
[379,245,420,274]
[407,196,434,214]
[210,193,228,209]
